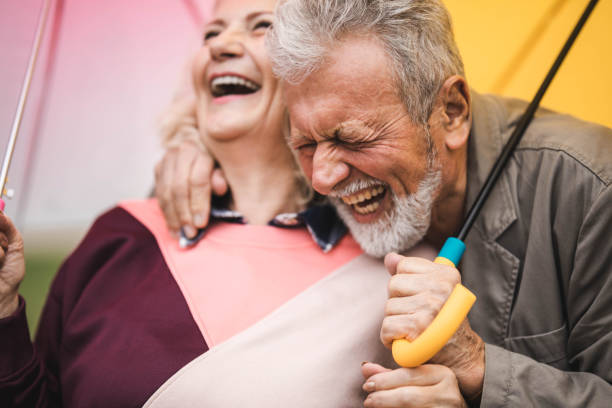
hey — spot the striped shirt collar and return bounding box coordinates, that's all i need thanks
[179,200,348,253]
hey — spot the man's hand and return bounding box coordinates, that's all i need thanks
[154,140,228,238]
[0,212,25,318]
[361,362,467,407]
[381,253,485,400]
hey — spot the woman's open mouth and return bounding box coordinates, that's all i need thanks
[210,75,261,98]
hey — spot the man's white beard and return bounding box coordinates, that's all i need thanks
[331,168,441,258]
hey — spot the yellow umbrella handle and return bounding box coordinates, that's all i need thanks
[391,238,476,368]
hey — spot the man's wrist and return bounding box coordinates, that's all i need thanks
[458,340,485,401]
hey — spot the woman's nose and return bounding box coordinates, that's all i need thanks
[209,29,245,61]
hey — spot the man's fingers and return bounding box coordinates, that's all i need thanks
[362,362,391,379]
[388,273,454,298]
[364,385,464,408]
[380,313,434,347]
[363,365,466,408]
[385,255,456,278]
[396,257,453,275]
[385,242,439,275]
[384,292,444,316]
[365,365,452,390]
[384,252,403,275]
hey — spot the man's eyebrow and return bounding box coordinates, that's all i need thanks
[332,120,371,140]
[287,131,309,145]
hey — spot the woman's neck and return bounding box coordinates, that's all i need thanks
[209,135,306,225]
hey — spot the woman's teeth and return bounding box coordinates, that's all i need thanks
[211,75,261,97]
[341,185,385,214]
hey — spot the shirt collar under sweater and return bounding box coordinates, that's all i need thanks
[179,196,348,253]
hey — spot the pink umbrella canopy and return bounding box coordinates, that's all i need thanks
[0,0,212,248]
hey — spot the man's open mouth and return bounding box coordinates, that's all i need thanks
[340,185,386,215]
[210,75,261,98]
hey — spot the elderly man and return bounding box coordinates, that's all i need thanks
[264,0,612,406]
[157,0,612,406]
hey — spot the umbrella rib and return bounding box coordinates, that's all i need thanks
[1,0,54,201]
[181,0,206,29]
[491,0,569,94]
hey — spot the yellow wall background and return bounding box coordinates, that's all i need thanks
[444,0,611,128]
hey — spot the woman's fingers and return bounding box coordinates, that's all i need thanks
[0,212,25,318]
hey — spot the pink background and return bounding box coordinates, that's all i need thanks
[0,0,212,248]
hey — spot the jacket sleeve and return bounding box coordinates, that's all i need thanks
[0,296,62,407]
[480,185,612,406]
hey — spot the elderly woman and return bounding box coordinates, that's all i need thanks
[0,0,435,406]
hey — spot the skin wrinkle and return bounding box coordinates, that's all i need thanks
[285,40,444,253]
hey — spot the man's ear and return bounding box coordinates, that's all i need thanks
[437,75,471,151]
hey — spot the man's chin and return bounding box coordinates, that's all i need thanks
[333,199,426,258]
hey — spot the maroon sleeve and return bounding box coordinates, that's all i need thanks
[0,296,58,407]
[0,206,207,407]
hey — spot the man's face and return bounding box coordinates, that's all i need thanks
[284,36,442,256]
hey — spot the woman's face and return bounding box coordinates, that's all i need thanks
[192,0,282,142]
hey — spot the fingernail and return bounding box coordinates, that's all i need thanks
[193,214,204,227]
[362,381,376,392]
[183,225,196,238]
[361,361,369,366]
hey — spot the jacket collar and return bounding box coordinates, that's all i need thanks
[465,92,518,241]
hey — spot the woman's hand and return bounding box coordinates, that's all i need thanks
[154,140,228,238]
[0,212,25,318]
[362,362,467,407]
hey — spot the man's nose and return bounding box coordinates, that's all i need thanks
[209,29,245,61]
[310,146,350,195]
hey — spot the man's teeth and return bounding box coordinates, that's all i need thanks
[341,185,385,205]
[354,201,380,214]
[211,75,260,93]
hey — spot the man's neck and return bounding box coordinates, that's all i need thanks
[427,146,468,248]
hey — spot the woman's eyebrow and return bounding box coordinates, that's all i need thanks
[246,11,274,21]
[204,18,225,28]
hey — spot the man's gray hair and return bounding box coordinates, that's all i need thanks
[267,0,464,125]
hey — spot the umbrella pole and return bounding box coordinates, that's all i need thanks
[0,0,53,211]
[457,0,600,241]
[392,0,600,368]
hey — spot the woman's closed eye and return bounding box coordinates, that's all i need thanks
[253,20,272,32]
[204,29,220,42]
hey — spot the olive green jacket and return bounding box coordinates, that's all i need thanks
[462,92,612,406]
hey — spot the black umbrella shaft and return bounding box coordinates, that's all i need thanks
[457,0,599,241]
